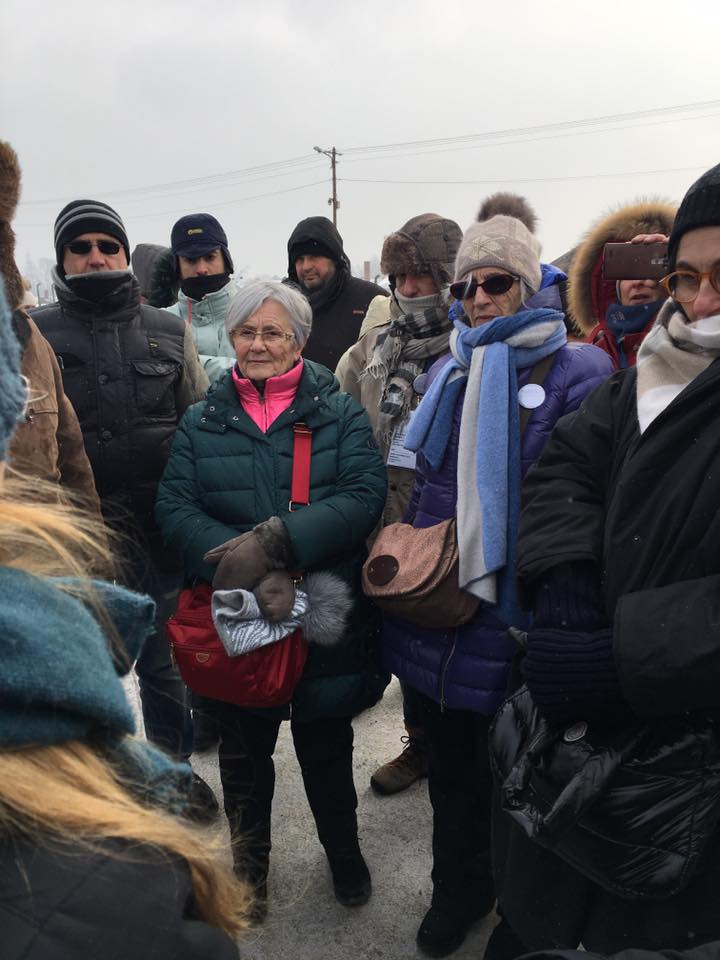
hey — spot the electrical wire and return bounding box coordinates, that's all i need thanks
[340,163,714,187]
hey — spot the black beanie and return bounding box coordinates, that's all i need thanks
[668,162,720,269]
[54,199,130,267]
[289,237,337,263]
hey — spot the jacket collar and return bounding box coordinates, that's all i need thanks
[52,267,140,324]
[201,359,340,439]
[176,278,239,325]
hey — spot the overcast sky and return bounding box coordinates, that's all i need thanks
[3,0,720,282]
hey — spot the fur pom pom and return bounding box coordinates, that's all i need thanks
[301,572,353,647]
[476,192,538,233]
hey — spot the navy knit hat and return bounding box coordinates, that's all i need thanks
[0,276,26,462]
[668,162,720,269]
[170,213,234,273]
[54,199,130,267]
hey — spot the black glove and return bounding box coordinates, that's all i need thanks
[532,562,607,630]
[524,627,622,724]
[203,518,292,591]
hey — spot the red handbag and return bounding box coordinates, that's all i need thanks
[165,423,313,708]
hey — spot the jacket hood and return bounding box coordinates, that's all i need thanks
[0,140,24,310]
[131,244,171,297]
[287,217,350,280]
[568,199,676,335]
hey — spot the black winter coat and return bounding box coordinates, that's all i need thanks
[0,835,239,960]
[32,272,208,554]
[286,217,387,370]
[493,360,720,952]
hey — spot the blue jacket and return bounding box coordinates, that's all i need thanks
[383,342,613,715]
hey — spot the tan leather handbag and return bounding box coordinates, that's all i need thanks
[362,517,479,628]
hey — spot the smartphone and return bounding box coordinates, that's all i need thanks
[602,242,669,281]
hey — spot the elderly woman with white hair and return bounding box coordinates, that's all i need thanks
[156,280,388,920]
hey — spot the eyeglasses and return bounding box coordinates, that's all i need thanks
[449,274,518,301]
[234,328,295,344]
[66,239,122,255]
[660,267,720,303]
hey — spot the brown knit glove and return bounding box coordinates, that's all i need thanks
[203,518,293,591]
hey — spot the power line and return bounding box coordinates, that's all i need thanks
[19,99,719,208]
[342,99,720,155]
[18,155,325,207]
[340,162,713,187]
[17,180,328,228]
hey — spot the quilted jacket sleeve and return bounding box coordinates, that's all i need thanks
[155,407,241,582]
[282,394,388,569]
[517,370,631,586]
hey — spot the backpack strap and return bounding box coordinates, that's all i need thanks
[519,352,557,436]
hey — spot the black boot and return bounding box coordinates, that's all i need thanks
[326,845,371,907]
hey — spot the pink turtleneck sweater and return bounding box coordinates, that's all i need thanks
[231,360,304,432]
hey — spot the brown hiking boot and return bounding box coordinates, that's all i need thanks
[370,729,428,795]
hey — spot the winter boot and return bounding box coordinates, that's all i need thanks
[370,726,428,795]
[326,844,371,907]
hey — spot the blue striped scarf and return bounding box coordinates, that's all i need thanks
[405,306,566,624]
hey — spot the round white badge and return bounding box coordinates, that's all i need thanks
[518,383,546,409]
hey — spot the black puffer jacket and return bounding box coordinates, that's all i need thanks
[0,835,239,960]
[286,217,387,370]
[32,272,208,551]
[492,343,720,952]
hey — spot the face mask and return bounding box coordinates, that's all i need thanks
[180,273,230,301]
[64,269,132,303]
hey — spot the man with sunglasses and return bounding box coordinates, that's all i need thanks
[32,199,217,821]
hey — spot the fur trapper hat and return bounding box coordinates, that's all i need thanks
[380,213,462,290]
[568,199,676,335]
[454,215,542,293]
[0,141,24,311]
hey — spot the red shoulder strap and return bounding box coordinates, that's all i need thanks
[289,423,312,511]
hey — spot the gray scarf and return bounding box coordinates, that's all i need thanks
[636,300,720,433]
[362,290,453,441]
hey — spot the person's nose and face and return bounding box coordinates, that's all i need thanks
[63,233,128,275]
[618,278,664,306]
[178,248,225,279]
[294,254,336,292]
[674,227,720,323]
[465,269,522,327]
[394,273,438,299]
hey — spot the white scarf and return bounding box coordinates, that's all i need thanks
[636,301,720,433]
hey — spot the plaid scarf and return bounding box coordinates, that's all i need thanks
[636,300,720,433]
[362,290,453,442]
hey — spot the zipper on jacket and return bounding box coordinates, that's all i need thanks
[438,629,458,713]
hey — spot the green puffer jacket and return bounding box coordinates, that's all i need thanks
[155,360,390,721]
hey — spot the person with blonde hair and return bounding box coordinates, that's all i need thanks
[0,278,250,958]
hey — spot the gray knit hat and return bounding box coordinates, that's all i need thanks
[54,199,130,267]
[381,213,462,290]
[454,215,542,294]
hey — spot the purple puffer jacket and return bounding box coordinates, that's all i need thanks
[383,341,614,715]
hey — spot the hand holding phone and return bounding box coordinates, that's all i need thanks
[602,240,669,281]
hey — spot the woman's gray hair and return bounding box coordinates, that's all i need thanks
[224,280,312,347]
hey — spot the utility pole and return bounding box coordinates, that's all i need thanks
[313,145,341,226]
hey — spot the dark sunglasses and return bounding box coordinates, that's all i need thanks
[450,274,517,301]
[66,239,122,255]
